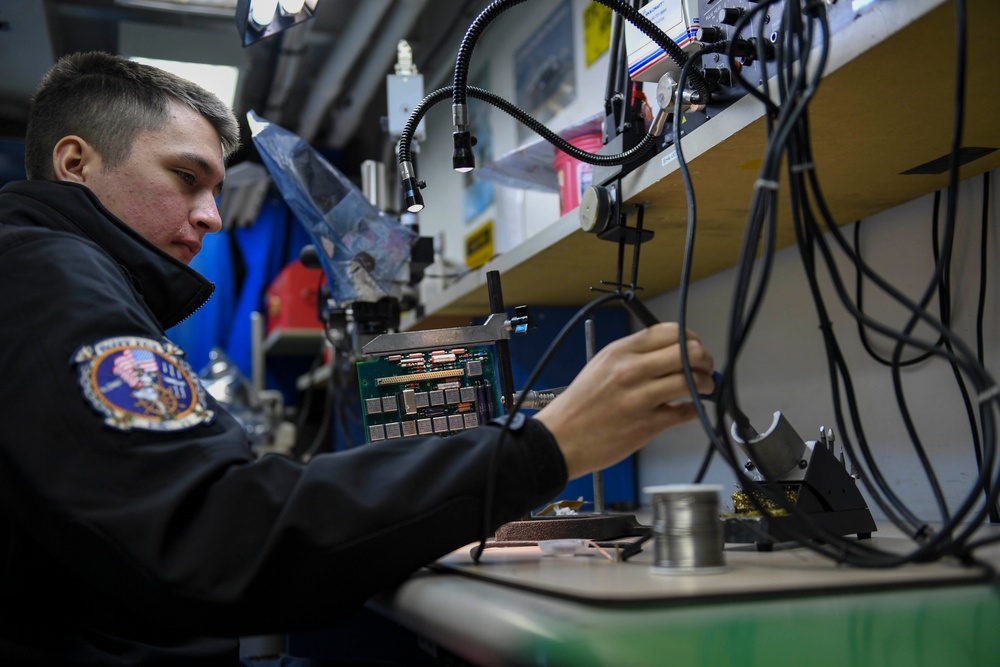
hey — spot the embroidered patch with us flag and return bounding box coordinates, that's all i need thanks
[73,336,214,432]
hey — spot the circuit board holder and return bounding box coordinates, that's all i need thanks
[361,272,655,557]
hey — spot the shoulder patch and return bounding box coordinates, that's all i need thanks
[73,336,214,432]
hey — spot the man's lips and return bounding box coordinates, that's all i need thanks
[174,239,201,263]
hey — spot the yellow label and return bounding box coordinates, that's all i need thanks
[465,220,494,269]
[583,3,612,68]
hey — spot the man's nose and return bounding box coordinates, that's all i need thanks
[193,194,223,234]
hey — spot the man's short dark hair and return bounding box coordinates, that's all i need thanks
[24,52,241,180]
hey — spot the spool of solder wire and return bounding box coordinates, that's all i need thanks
[645,484,727,574]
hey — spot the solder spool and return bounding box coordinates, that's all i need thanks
[644,484,727,575]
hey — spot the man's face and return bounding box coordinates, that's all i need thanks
[83,100,226,265]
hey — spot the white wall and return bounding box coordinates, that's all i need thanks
[639,169,1000,522]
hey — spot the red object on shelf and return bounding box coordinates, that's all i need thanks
[554,131,603,216]
[265,259,325,336]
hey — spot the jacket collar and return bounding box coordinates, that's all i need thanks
[0,180,215,330]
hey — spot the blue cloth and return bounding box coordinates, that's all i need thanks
[168,192,311,379]
[165,222,236,373]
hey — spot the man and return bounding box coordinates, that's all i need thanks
[0,52,715,665]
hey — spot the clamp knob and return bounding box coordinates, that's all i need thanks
[579,185,614,235]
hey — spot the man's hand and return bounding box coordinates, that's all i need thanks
[535,322,714,480]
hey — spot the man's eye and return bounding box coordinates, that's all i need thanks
[177,171,196,185]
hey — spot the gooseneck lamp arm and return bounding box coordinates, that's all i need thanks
[398,0,710,212]
[397,86,666,213]
[449,0,713,172]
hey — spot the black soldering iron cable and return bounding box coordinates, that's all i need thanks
[801,166,998,556]
[711,1,970,565]
[817,0,1000,554]
[787,118,935,539]
[977,172,991,371]
[722,0,823,434]
[776,1,981,544]
[887,198,956,524]
[882,1,972,521]
[670,0,995,567]
[784,88,980,544]
[796,0,995,552]
[727,0,782,119]
[853,211,944,367]
[671,5,895,564]
[678,13,787,462]
[671,45,747,479]
[726,0,821,356]
[975,173,998,522]
[788,115,995,555]
[691,0,996,565]
[674,49,739,476]
[781,114,979,563]
[897,18,996,526]
[708,0,799,450]
[773,113,924,557]
[752,4,919,563]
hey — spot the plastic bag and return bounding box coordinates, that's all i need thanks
[248,110,416,304]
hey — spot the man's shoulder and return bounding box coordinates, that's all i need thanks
[0,225,118,296]
[0,223,105,261]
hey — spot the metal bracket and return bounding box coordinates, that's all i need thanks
[360,312,513,357]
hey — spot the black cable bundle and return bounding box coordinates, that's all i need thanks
[673,0,999,568]
[401,0,997,568]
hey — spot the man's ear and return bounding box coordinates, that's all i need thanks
[52,136,99,183]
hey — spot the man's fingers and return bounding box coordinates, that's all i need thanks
[634,369,716,408]
[620,322,704,354]
[618,337,714,385]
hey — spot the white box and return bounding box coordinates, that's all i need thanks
[624,0,701,83]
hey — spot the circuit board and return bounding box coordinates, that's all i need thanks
[357,346,502,442]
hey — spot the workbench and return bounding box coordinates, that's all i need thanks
[370,523,1000,666]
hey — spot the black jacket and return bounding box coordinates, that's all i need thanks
[0,180,567,665]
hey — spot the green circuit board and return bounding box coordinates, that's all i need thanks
[356,346,502,442]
